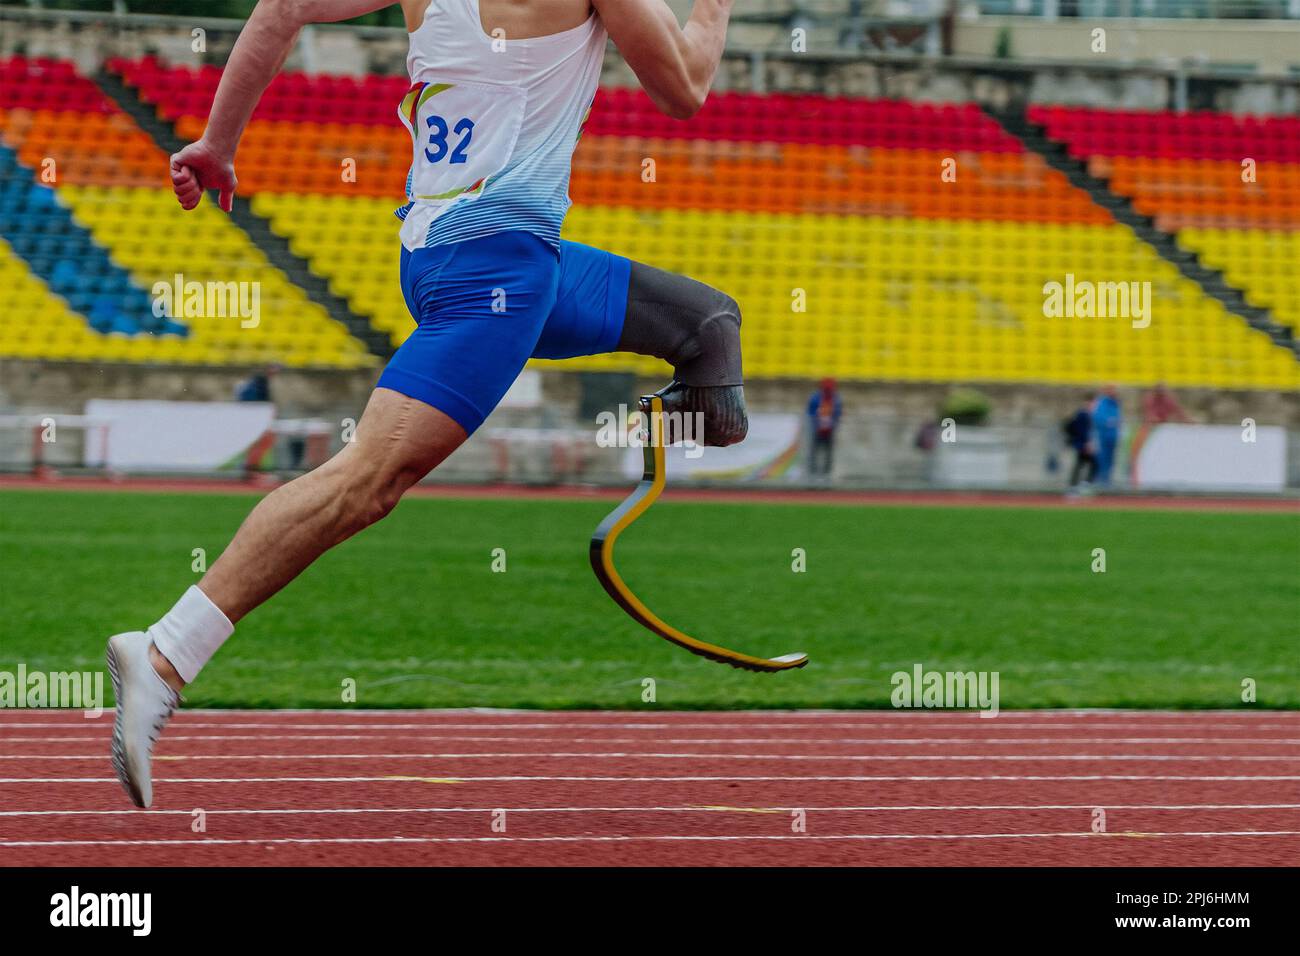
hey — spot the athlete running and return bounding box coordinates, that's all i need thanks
[107,0,744,808]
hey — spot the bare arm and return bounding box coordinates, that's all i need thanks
[171,0,397,210]
[202,0,396,157]
[592,0,733,120]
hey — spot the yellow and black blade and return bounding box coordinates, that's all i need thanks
[589,394,808,673]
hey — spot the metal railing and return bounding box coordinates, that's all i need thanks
[4,408,1296,494]
[975,0,1300,17]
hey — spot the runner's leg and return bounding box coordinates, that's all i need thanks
[194,387,466,627]
[153,230,561,685]
[110,230,562,806]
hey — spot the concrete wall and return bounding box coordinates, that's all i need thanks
[3,7,1298,115]
[4,360,1297,487]
[955,16,1300,78]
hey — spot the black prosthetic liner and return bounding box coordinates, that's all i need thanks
[617,260,743,388]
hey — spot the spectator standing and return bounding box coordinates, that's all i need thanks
[235,365,275,403]
[807,377,842,481]
[1129,383,1190,486]
[1090,385,1122,487]
[236,364,281,478]
[1064,393,1096,491]
[1141,383,1190,425]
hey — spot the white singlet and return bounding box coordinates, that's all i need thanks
[395,0,606,252]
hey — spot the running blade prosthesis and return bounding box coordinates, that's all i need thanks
[590,394,809,673]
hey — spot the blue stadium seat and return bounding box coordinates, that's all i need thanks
[0,144,182,338]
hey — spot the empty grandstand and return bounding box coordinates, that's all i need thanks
[1,1,1297,488]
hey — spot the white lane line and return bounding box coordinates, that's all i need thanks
[8,735,1300,746]
[8,707,1290,717]
[6,752,1300,762]
[5,774,1300,783]
[2,804,1298,818]
[4,831,1299,848]
[6,721,1298,732]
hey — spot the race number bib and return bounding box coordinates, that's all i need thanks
[398,79,526,204]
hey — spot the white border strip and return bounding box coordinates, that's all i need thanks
[5,774,1300,783]
[5,831,1299,848]
[3,803,1298,818]
[6,752,1299,762]
[6,735,1300,745]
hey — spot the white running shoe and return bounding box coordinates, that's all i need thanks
[106,631,180,808]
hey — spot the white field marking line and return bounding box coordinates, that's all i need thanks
[10,734,1300,746]
[7,774,1300,784]
[8,752,1300,762]
[53,712,1300,717]
[136,708,1300,715]
[5,831,1300,849]
[3,803,1299,818]
[10,707,1290,717]
[5,723,1294,738]
[24,711,1296,719]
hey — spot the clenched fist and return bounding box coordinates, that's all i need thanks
[170,140,237,212]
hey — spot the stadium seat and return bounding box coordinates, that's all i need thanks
[0,55,375,368]
[1033,104,1300,336]
[6,54,1294,388]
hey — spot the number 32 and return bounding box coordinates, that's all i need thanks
[425,115,474,165]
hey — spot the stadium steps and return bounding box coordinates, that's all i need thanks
[92,68,394,360]
[987,106,1300,359]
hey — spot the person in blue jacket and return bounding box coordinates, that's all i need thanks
[807,377,843,480]
[1090,386,1122,486]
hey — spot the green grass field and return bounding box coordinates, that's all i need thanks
[1,488,1297,708]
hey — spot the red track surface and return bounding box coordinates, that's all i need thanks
[3,709,1298,866]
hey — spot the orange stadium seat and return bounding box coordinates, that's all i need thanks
[3,54,1295,388]
[1032,104,1300,335]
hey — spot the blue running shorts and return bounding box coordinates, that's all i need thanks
[377,230,631,434]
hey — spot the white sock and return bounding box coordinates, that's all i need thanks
[147,586,234,684]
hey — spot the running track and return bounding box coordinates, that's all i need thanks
[2,709,1298,866]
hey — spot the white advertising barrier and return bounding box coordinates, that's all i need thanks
[930,430,1010,488]
[84,400,276,471]
[1134,423,1287,492]
[498,369,541,409]
[621,412,802,481]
